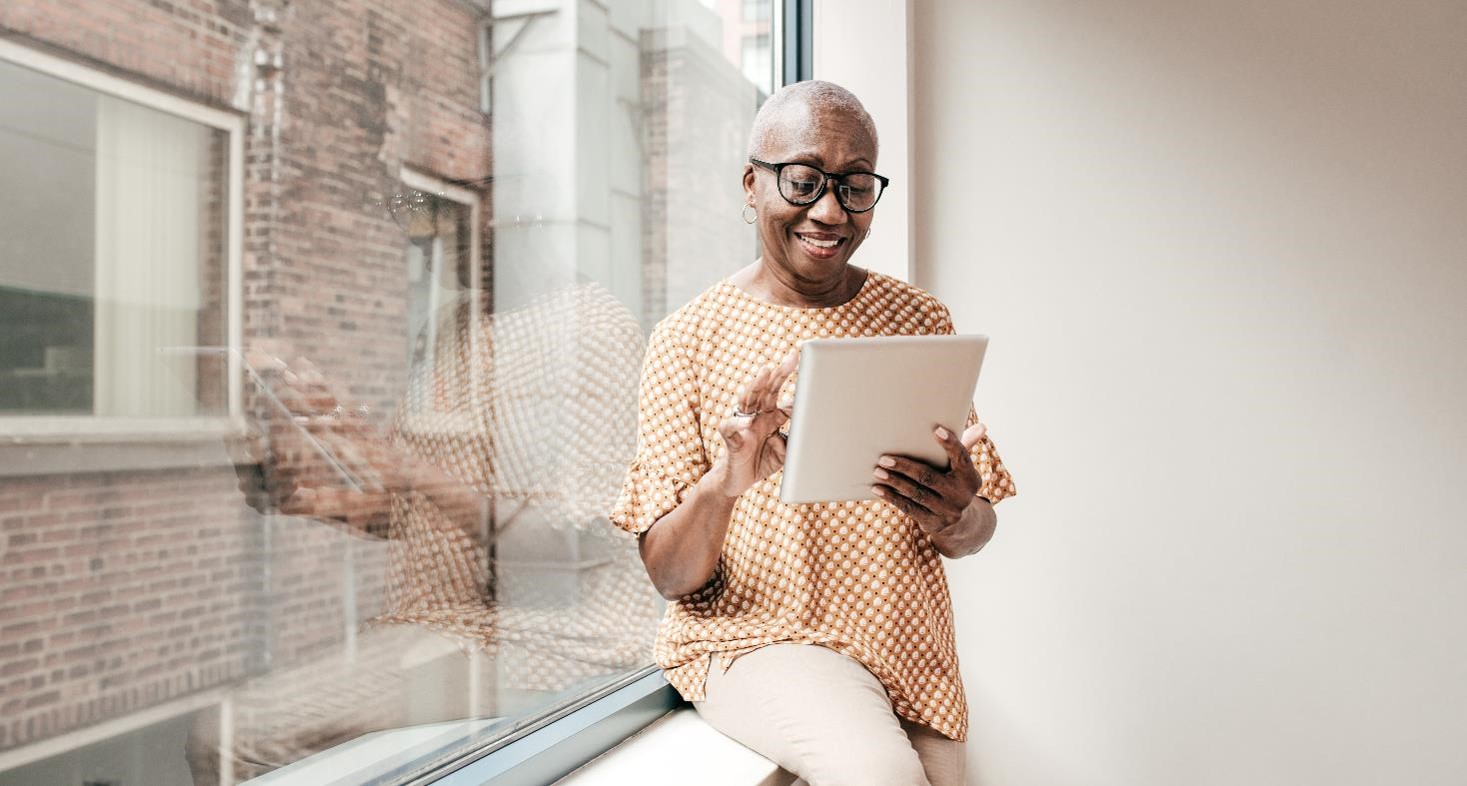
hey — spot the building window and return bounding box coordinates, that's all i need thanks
[396,172,479,368]
[0,55,236,427]
[742,33,774,95]
[478,22,494,114]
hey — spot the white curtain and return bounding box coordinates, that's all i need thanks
[93,95,207,417]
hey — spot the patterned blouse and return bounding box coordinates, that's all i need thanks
[609,270,1017,742]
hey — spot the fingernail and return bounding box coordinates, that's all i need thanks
[873,468,889,480]
[935,427,950,440]
[878,456,895,468]
[871,486,886,496]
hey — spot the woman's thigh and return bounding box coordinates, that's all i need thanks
[693,643,962,786]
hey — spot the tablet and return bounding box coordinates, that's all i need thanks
[779,334,987,504]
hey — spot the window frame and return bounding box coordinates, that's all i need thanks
[0,38,246,443]
[782,0,814,85]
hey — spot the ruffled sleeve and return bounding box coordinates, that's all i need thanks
[609,319,709,536]
[964,407,1017,504]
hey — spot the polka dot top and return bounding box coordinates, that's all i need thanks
[609,270,1017,742]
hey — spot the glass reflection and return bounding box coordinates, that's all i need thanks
[182,282,661,782]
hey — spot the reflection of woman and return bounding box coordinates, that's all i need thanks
[610,81,1016,786]
[187,285,662,784]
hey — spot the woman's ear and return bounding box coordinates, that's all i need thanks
[741,163,757,202]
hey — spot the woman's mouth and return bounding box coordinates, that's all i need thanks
[795,232,845,259]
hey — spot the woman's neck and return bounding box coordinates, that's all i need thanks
[733,260,867,309]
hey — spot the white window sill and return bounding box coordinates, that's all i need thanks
[0,415,245,443]
[554,708,794,786]
[0,420,244,476]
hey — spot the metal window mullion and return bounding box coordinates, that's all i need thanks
[782,0,813,86]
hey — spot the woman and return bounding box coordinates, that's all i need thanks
[609,81,1017,786]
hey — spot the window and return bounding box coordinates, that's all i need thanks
[0,0,790,784]
[396,170,481,386]
[742,33,775,95]
[744,0,773,23]
[0,52,239,433]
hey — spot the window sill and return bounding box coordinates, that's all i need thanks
[241,717,509,786]
[426,669,678,786]
[234,669,688,786]
[554,708,794,786]
[0,415,245,443]
[0,417,244,477]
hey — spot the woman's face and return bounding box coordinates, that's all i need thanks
[743,103,879,285]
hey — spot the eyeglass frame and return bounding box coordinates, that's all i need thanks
[748,158,890,213]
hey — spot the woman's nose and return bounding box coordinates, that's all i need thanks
[806,183,849,224]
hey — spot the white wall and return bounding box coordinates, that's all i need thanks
[812,0,914,282]
[912,1,1467,784]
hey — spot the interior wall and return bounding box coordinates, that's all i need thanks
[812,0,914,281]
[911,0,1467,783]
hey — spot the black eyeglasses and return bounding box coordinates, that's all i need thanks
[750,158,889,213]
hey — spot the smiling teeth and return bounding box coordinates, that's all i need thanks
[801,236,839,248]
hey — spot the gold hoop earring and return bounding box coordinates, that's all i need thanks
[741,204,757,224]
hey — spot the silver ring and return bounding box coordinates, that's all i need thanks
[732,408,758,418]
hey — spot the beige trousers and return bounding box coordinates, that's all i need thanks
[692,643,966,786]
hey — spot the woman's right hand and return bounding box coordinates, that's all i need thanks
[713,349,800,498]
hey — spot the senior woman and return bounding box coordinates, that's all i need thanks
[609,80,1016,786]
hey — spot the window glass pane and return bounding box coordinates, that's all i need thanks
[0,0,779,784]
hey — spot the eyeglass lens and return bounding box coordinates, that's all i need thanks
[777,164,882,212]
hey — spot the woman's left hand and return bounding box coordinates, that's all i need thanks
[871,422,989,535]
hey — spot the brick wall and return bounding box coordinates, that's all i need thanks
[0,469,255,749]
[641,26,761,328]
[244,0,492,415]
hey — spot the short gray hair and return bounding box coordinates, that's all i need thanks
[746,80,878,160]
